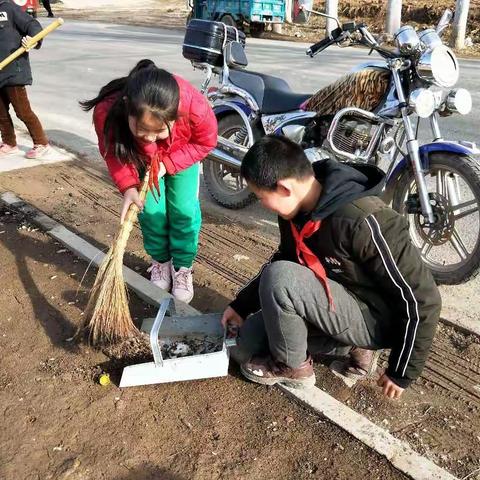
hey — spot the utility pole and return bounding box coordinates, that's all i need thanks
[385,0,402,35]
[451,0,471,49]
[285,0,293,23]
[325,0,338,35]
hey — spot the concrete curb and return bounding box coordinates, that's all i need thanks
[1,191,459,480]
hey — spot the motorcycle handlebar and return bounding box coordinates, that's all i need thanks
[306,36,335,57]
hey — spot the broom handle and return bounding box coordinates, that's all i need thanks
[123,169,151,226]
[0,19,64,71]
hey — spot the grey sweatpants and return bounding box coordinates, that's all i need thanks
[237,261,392,368]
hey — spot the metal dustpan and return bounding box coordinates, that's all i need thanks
[119,298,232,388]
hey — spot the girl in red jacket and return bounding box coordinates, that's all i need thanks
[81,60,217,303]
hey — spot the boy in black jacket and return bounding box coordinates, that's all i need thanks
[0,0,52,159]
[222,135,441,399]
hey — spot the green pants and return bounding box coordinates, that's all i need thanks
[139,163,201,269]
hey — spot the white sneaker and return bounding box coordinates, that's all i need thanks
[0,144,21,157]
[171,265,194,304]
[147,260,172,291]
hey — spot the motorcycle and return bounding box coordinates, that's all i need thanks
[182,13,480,285]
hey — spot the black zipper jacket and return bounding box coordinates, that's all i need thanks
[231,159,441,388]
[0,0,42,89]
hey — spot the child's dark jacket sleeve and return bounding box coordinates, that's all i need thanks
[230,219,296,320]
[351,209,441,388]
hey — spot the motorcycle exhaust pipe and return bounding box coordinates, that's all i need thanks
[207,137,249,170]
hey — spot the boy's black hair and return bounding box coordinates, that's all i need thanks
[240,135,313,190]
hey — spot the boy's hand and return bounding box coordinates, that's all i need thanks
[22,36,38,51]
[120,187,144,224]
[221,306,244,331]
[378,373,405,399]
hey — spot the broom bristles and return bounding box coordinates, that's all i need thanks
[81,171,151,345]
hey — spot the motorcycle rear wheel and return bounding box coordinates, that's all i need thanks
[203,114,257,209]
[392,152,480,285]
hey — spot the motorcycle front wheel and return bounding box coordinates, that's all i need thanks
[203,114,257,209]
[392,152,480,285]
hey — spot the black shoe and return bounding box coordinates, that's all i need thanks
[48,13,55,17]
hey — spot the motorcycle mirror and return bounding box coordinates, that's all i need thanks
[297,6,342,30]
[436,9,453,35]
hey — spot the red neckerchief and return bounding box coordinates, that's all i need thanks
[140,143,162,200]
[290,219,335,311]
[138,128,176,200]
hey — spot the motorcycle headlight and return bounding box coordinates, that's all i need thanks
[445,88,472,115]
[418,29,443,50]
[409,88,436,118]
[417,45,459,88]
[394,25,421,54]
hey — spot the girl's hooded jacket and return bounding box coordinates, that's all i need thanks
[93,75,217,192]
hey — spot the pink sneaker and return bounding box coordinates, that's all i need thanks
[147,260,172,291]
[0,144,21,157]
[26,144,54,159]
[171,265,194,304]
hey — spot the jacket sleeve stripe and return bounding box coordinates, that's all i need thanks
[365,215,420,377]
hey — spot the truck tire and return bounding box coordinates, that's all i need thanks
[250,22,265,38]
[220,14,237,28]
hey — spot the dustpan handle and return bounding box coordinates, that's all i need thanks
[150,297,173,367]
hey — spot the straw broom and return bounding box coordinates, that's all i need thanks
[82,170,150,344]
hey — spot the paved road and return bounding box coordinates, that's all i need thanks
[25,20,480,330]
[31,20,480,143]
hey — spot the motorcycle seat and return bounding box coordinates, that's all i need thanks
[229,70,311,114]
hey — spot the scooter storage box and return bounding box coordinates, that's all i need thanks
[183,19,246,67]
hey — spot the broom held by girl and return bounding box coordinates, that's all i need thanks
[81,59,217,304]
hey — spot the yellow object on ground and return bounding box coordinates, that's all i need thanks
[99,373,111,386]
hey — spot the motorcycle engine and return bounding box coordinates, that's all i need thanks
[330,113,379,158]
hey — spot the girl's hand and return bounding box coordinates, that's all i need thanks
[22,36,38,51]
[120,187,144,224]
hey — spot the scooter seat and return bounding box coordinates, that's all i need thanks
[229,70,311,114]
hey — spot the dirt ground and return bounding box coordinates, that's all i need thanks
[0,169,408,480]
[1,160,480,479]
[48,0,480,55]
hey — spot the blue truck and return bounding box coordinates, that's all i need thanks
[187,0,286,37]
